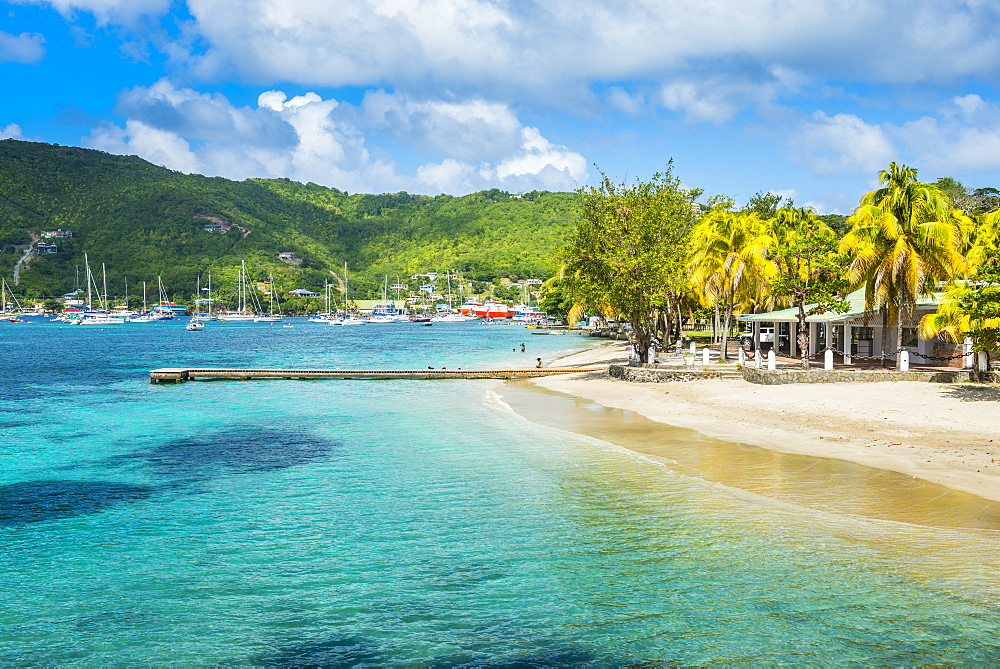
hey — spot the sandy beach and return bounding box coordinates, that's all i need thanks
[530,340,1000,504]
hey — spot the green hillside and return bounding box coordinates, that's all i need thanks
[0,140,577,305]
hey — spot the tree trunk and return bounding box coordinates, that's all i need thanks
[895,307,906,370]
[632,317,652,363]
[720,299,733,362]
[796,299,810,370]
[879,307,889,368]
[676,299,684,343]
[712,305,719,343]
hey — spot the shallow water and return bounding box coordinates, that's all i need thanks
[2,319,1000,664]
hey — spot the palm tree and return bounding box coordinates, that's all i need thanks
[689,210,774,361]
[840,162,967,368]
[766,206,845,369]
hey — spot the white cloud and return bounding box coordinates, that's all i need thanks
[0,30,45,64]
[84,80,587,194]
[791,111,896,175]
[88,119,202,173]
[19,0,1000,126]
[605,87,646,116]
[892,97,1000,174]
[161,1,1000,108]
[13,0,170,25]
[0,123,25,139]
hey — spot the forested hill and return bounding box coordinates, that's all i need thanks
[0,140,578,300]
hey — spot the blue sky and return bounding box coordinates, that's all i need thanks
[4,0,1000,212]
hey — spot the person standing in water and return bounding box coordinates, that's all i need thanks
[535,357,542,368]
[520,343,526,352]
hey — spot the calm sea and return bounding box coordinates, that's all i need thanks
[1,318,999,665]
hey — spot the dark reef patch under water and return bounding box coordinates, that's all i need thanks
[0,479,155,526]
[133,426,340,482]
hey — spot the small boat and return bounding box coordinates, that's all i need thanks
[282,323,294,328]
[186,321,204,331]
[7,317,26,323]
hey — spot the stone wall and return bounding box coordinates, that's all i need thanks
[741,367,977,385]
[609,364,722,383]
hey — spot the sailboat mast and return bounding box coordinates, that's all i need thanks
[102,263,108,311]
[142,281,147,311]
[84,254,91,310]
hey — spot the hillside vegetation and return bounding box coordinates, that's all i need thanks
[0,140,577,303]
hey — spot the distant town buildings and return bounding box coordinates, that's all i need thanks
[202,222,223,232]
[41,229,73,239]
[37,243,58,254]
[277,251,296,261]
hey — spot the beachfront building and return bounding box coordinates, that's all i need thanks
[738,289,966,366]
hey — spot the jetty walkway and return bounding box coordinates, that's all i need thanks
[150,367,607,383]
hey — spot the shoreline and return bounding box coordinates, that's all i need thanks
[525,340,1000,505]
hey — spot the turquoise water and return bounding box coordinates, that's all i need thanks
[2,319,1000,664]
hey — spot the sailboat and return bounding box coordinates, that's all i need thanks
[331,263,365,325]
[254,274,283,322]
[80,259,125,325]
[219,261,256,321]
[368,276,396,323]
[1,279,25,319]
[195,272,219,321]
[127,281,164,322]
[309,281,337,322]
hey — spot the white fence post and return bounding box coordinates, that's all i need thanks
[702,348,710,366]
[824,349,833,371]
[755,349,762,369]
[900,350,910,372]
[689,341,697,356]
[965,338,975,369]
[767,349,776,371]
[978,350,989,372]
[738,348,746,366]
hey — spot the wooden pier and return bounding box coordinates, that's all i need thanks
[150,367,607,383]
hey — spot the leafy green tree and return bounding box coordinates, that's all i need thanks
[566,164,702,362]
[742,190,791,219]
[920,247,1000,376]
[841,163,967,368]
[767,207,849,369]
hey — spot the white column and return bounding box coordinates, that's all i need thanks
[789,322,798,358]
[965,338,974,369]
[900,350,910,372]
[767,349,776,371]
[824,349,834,371]
[844,325,852,364]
